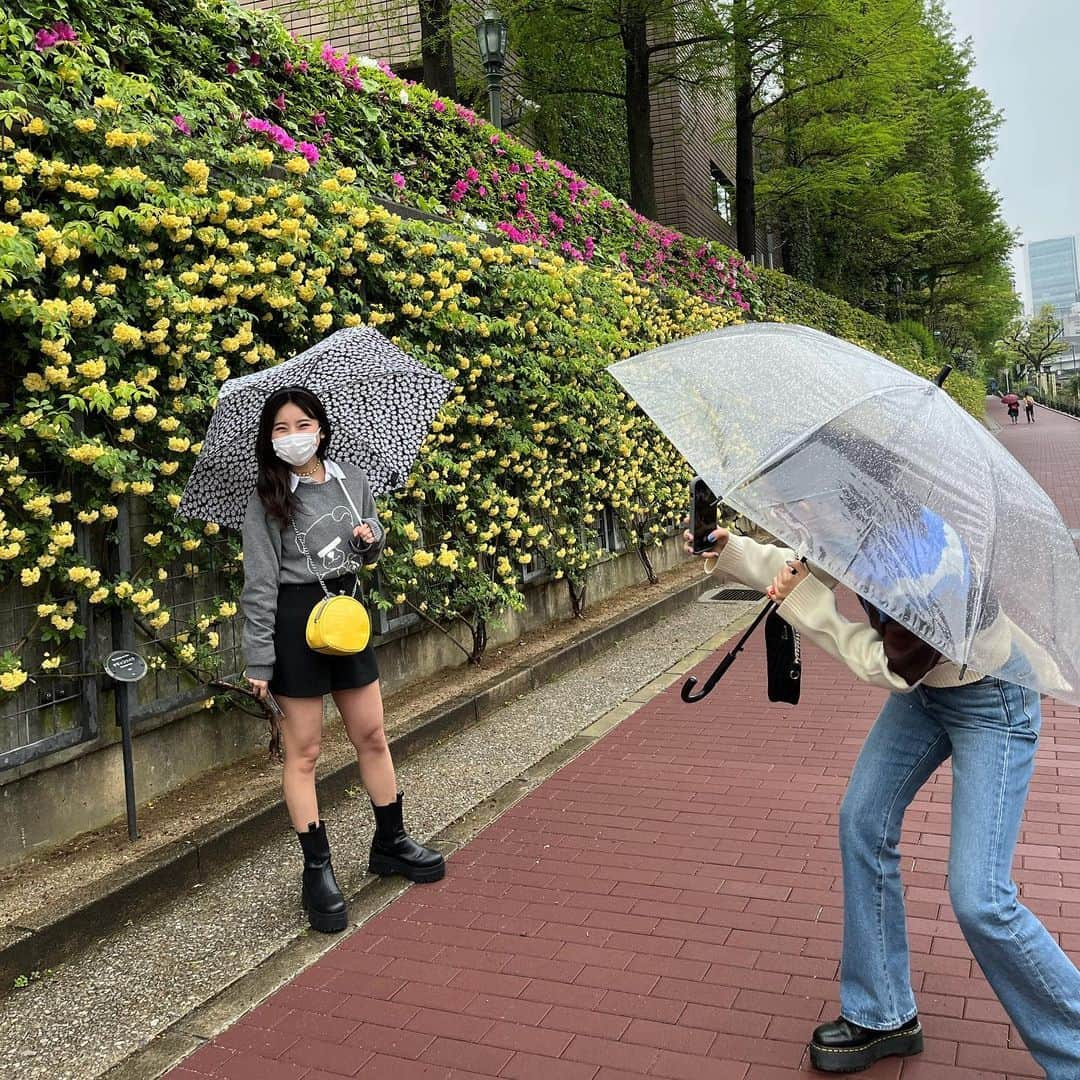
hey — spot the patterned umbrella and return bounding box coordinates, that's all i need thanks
[178,327,452,530]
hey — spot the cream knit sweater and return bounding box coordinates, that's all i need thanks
[707,534,983,693]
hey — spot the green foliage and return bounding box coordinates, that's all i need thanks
[0,0,982,694]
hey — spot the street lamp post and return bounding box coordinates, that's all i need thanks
[475,7,508,129]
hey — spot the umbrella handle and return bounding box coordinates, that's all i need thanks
[681,599,777,703]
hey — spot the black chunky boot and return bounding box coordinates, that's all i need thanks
[297,821,348,933]
[369,793,445,883]
[809,1015,922,1073]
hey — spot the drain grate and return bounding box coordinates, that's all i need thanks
[699,587,765,603]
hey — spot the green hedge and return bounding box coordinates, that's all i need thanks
[0,0,983,695]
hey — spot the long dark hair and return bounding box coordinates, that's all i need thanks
[255,386,332,527]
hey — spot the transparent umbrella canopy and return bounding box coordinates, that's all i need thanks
[609,322,1080,703]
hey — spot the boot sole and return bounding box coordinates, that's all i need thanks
[809,1028,923,1073]
[369,853,446,883]
[302,895,349,934]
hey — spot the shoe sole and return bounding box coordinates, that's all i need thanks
[302,895,349,934]
[809,1028,923,1073]
[369,854,446,883]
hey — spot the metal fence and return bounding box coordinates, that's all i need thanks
[2,490,665,776]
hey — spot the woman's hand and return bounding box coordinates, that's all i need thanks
[247,677,269,701]
[683,526,729,558]
[767,560,807,603]
[353,523,376,545]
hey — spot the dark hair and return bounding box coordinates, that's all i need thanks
[255,386,331,527]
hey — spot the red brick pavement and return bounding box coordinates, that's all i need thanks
[167,404,1080,1080]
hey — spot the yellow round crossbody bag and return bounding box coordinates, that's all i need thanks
[305,593,370,656]
[293,475,373,656]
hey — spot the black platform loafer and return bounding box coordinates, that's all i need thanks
[809,1015,923,1073]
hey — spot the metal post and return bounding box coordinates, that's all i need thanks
[110,496,139,840]
[485,70,503,129]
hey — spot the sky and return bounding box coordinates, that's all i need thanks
[943,0,1079,312]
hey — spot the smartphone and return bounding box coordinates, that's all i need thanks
[690,476,719,553]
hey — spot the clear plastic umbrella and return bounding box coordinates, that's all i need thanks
[609,322,1080,703]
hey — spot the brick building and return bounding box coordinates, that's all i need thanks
[249,0,763,256]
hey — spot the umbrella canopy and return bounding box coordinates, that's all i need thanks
[178,327,452,530]
[1002,393,1020,405]
[609,322,1080,703]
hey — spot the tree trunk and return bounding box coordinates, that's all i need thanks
[732,0,757,258]
[568,578,588,619]
[469,616,487,665]
[622,15,657,218]
[636,542,658,585]
[419,0,457,99]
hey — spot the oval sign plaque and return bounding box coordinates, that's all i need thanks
[104,650,148,683]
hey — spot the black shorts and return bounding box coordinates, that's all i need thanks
[268,576,379,699]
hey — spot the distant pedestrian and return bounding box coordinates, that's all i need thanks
[1008,401,1020,424]
[1024,394,1035,423]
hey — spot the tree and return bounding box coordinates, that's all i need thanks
[756,0,1016,349]
[1000,306,1069,378]
[509,0,729,218]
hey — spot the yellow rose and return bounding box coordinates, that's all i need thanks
[20,567,41,586]
[143,531,163,547]
[0,670,28,692]
[411,550,434,568]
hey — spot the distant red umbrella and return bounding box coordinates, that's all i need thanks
[1003,393,1019,406]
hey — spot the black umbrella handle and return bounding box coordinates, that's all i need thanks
[681,599,777,703]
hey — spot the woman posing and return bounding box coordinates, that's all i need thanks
[242,386,444,933]
[688,525,1080,1078]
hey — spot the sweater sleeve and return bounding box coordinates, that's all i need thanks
[707,534,796,593]
[776,574,915,693]
[240,493,281,681]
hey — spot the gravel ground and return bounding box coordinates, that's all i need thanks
[0,594,752,1080]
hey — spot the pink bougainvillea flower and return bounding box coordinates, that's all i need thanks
[249,52,262,66]
[319,131,333,146]
[465,167,479,182]
[284,60,294,75]
[225,60,240,75]
[299,60,309,73]
[311,111,326,128]
[391,172,406,189]
[298,141,320,164]
[432,99,447,114]
[272,92,286,111]
[35,20,77,49]
[172,115,192,136]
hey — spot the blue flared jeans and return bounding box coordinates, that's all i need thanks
[839,678,1080,1077]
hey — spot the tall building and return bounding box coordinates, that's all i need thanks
[1026,236,1080,320]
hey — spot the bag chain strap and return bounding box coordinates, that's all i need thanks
[290,475,365,602]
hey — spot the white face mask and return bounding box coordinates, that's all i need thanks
[272,431,320,466]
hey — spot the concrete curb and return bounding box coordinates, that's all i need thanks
[0,572,717,992]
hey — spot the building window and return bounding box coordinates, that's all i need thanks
[711,165,734,223]
[597,507,623,553]
[521,550,547,585]
[371,575,421,636]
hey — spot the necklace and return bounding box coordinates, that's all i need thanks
[292,459,322,480]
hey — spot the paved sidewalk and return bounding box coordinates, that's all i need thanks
[165,404,1080,1080]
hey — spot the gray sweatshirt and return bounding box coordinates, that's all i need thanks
[241,460,385,681]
